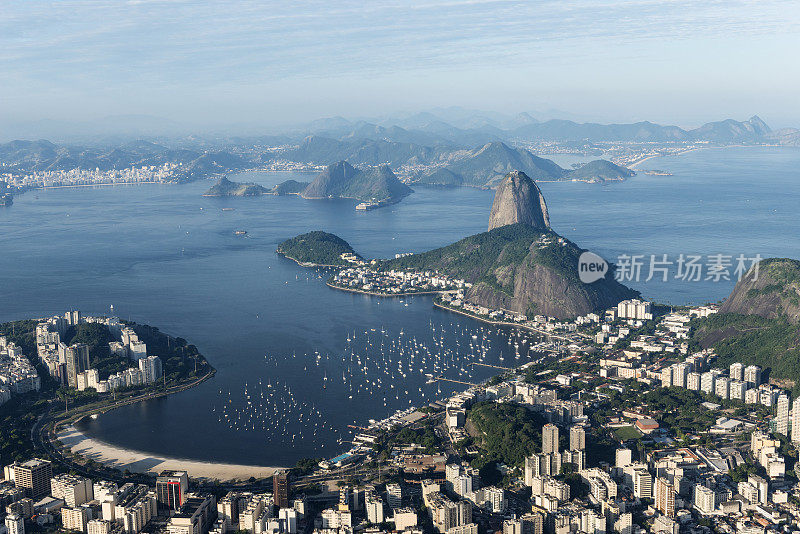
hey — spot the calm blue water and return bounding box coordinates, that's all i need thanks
[1,146,798,466]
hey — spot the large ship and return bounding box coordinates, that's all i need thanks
[355,198,396,211]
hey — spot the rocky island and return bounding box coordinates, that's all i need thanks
[202,177,268,197]
[270,179,310,195]
[301,161,412,207]
[566,159,635,182]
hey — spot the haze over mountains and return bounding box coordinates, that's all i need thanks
[302,113,777,146]
[1,111,795,192]
[0,139,246,183]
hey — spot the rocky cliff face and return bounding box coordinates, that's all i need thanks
[465,256,635,319]
[719,258,800,323]
[383,224,637,319]
[488,171,550,231]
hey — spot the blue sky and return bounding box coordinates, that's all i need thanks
[2,0,799,131]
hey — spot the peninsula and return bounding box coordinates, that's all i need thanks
[287,170,637,319]
[276,231,363,267]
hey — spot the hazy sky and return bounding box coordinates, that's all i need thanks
[2,0,799,132]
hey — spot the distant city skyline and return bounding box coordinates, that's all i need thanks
[2,0,799,137]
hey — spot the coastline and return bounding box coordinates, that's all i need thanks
[15,181,169,194]
[278,253,347,268]
[432,300,582,342]
[628,143,782,169]
[57,425,278,481]
[326,281,456,298]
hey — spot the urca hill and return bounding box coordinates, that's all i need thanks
[384,171,637,318]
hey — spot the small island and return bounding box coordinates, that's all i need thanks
[276,231,363,267]
[301,161,413,208]
[203,177,268,197]
[270,179,310,195]
[565,159,636,182]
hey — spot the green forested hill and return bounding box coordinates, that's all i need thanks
[277,231,360,266]
[382,223,636,318]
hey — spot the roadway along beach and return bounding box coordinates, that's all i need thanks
[57,425,277,481]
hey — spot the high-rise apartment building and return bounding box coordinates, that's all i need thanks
[138,355,163,384]
[569,426,586,451]
[50,474,93,507]
[744,365,762,386]
[273,471,290,508]
[5,514,24,534]
[655,478,675,518]
[65,344,90,388]
[156,471,188,511]
[792,397,800,443]
[729,362,744,381]
[62,507,90,532]
[694,485,716,514]
[542,424,559,455]
[776,394,790,436]
[13,459,53,499]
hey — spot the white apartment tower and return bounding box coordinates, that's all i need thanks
[792,397,800,443]
[730,362,744,381]
[542,424,559,455]
[569,426,586,451]
[744,365,762,386]
[776,394,790,436]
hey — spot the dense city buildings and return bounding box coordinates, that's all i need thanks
[4,299,800,534]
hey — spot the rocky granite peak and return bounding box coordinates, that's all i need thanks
[488,171,550,231]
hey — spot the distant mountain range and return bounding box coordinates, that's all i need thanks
[2,113,795,192]
[295,114,781,147]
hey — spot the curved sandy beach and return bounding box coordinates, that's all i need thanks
[57,425,279,481]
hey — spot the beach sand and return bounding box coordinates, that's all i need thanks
[57,425,279,481]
